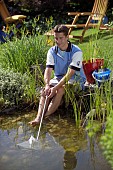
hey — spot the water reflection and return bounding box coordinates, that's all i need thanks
[63,151,77,170]
[0,111,112,170]
[45,117,87,170]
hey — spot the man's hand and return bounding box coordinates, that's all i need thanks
[48,86,57,98]
[45,84,50,96]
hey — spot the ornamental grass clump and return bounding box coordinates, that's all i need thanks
[0,34,49,74]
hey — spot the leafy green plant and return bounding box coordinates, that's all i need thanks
[100,110,113,169]
[0,67,36,108]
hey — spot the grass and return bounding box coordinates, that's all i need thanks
[71,28,113,65]
[0,34,49,73]
[69,27,113,114]
[1,26,113,114]
[0,28,50,108]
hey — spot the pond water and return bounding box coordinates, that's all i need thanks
[0,110,112,170]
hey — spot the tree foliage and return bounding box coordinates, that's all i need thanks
[5,0,113,21]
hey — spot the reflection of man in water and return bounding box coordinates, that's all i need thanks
[45,118,87,170]
[63,151,77,170]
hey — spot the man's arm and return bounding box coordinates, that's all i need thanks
[48,50,83,98]
[48,68,75,98]
[55,68,75,90]
[43,67,53,96]
[55,50,82,89]
[44,67,53,85]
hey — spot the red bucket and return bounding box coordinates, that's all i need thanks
[83,58,104,84]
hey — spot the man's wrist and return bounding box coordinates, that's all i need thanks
[45,83,49,86]
[53,85,58,91]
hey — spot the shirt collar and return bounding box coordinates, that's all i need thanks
[55,41,72,54]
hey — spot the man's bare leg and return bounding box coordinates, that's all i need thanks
[29,95,50,126]
[29,87,64,126]
[45,87,65,116]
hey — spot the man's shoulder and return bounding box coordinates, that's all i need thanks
[49,45,56,50]
[71,44,82,53]
[48,46,56,54]
[72,44,81,50]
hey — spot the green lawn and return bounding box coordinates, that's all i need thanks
[70,28,113,69]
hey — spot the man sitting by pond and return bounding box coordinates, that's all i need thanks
[29,24,86,126]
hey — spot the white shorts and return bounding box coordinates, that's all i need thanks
[49,78,59,86]
[49,77,76,86]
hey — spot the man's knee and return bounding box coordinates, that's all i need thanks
[57,87,65,96]
[40,88,46,97]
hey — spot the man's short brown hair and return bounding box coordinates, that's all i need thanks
[54,25,69,36]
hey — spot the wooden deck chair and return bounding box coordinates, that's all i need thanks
[65,0,109,42]
[0,0,26,28]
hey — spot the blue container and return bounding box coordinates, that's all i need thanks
[92,68,111,83]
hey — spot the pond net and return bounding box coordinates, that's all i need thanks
[17,132,59,151]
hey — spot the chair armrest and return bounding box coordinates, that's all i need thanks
[68,12,92,16]
[5,15,26,23]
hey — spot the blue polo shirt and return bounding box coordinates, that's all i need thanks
[46,41,86,89]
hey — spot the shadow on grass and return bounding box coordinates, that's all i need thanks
[70,28,113,44]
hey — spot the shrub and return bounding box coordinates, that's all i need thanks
[100,110,113,169]
[0,67,36,108]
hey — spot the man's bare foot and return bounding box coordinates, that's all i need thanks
[29,117,40,126]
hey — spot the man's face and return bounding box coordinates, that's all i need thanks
[54,32,68,50]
